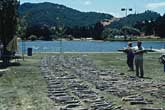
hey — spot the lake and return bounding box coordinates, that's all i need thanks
[18,41,165,53]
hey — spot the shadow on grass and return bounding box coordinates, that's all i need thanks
[0,73,4,77]
[142,76,152,79]
[0,62,21,69]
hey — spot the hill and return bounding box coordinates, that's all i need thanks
[19,2,113,27]
[108,10,161,29]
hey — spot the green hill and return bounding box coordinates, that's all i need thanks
[19,2,113,27]
[108,10,161,29]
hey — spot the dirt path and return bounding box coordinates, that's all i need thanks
[40,55,165,110]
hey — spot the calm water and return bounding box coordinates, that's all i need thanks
[18,41,165,53]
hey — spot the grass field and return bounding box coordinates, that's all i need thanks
[88,52,165,81]
[0,54,55,110]
[88,52,165,109]
[0,53,165,109]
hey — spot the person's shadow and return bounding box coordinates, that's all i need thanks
[141,76,152,79]
[0,62,21,69]
[0,71,4,77]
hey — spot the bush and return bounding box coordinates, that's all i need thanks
[102,28,122,40]
[121,26,140,36]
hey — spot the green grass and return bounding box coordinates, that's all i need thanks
[88,53,165,109]
[88,53,165,81]
[0,53,165,109]
[0,54,55,110]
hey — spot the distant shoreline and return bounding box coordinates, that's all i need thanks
[22,36,165,42]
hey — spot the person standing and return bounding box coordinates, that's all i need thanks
[125,42,134,71]
[134,41,145,78]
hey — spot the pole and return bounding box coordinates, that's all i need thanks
[121,8,133,17]
[22,39,25,61]
[60,36,62,53]
[126,9,127,16]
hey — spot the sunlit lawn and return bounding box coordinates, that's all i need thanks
[88,52,165,109]
[88,52,165,81]
[0,52,165,109]
[0,54,55,110]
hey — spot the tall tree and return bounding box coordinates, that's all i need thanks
[0,0,19,64]
[155,15,165,38]
[93,22,104,40]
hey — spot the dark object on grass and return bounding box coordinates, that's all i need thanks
[27,48,32,56]
[140,108,163,110]
[0,72,3,77]
[159,54,165,64]
[130,101,153,105]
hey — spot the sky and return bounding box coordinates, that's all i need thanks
[20,0,165,17]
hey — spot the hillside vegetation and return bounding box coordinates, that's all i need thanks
[19,2,113,27]
[18,2,165,40]
[108,10,160,29]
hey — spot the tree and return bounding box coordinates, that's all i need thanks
[26,25,51,40]
[54,26,66,53]
[155,15,165,38]
[102,28,122,40]
[0,0,19,65]
[93,22,104,40]
[17,15,28,61]
[121,26,140,36]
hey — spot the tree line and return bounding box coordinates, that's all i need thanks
[25,22,104,40]
[20,11,165,41]
[25,23,142,41]
[24,14,165,41]
[134,15,165,38]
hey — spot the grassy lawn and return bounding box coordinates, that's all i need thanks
[0,53,165,109]
[88,52,165,81]
[88,52,165,109]
[0,54,55,110]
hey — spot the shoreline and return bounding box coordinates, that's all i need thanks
[31,52,160,54]
[24,40,165,42]
[21,37,165,42]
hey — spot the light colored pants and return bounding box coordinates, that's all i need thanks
[135,57,144,77]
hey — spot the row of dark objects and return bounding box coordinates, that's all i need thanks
[40,56,114,110]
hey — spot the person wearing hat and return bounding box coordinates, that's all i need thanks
[133,41,145,78]
[124,42,134,71]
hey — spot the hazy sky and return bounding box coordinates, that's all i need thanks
[20,0,165,17]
